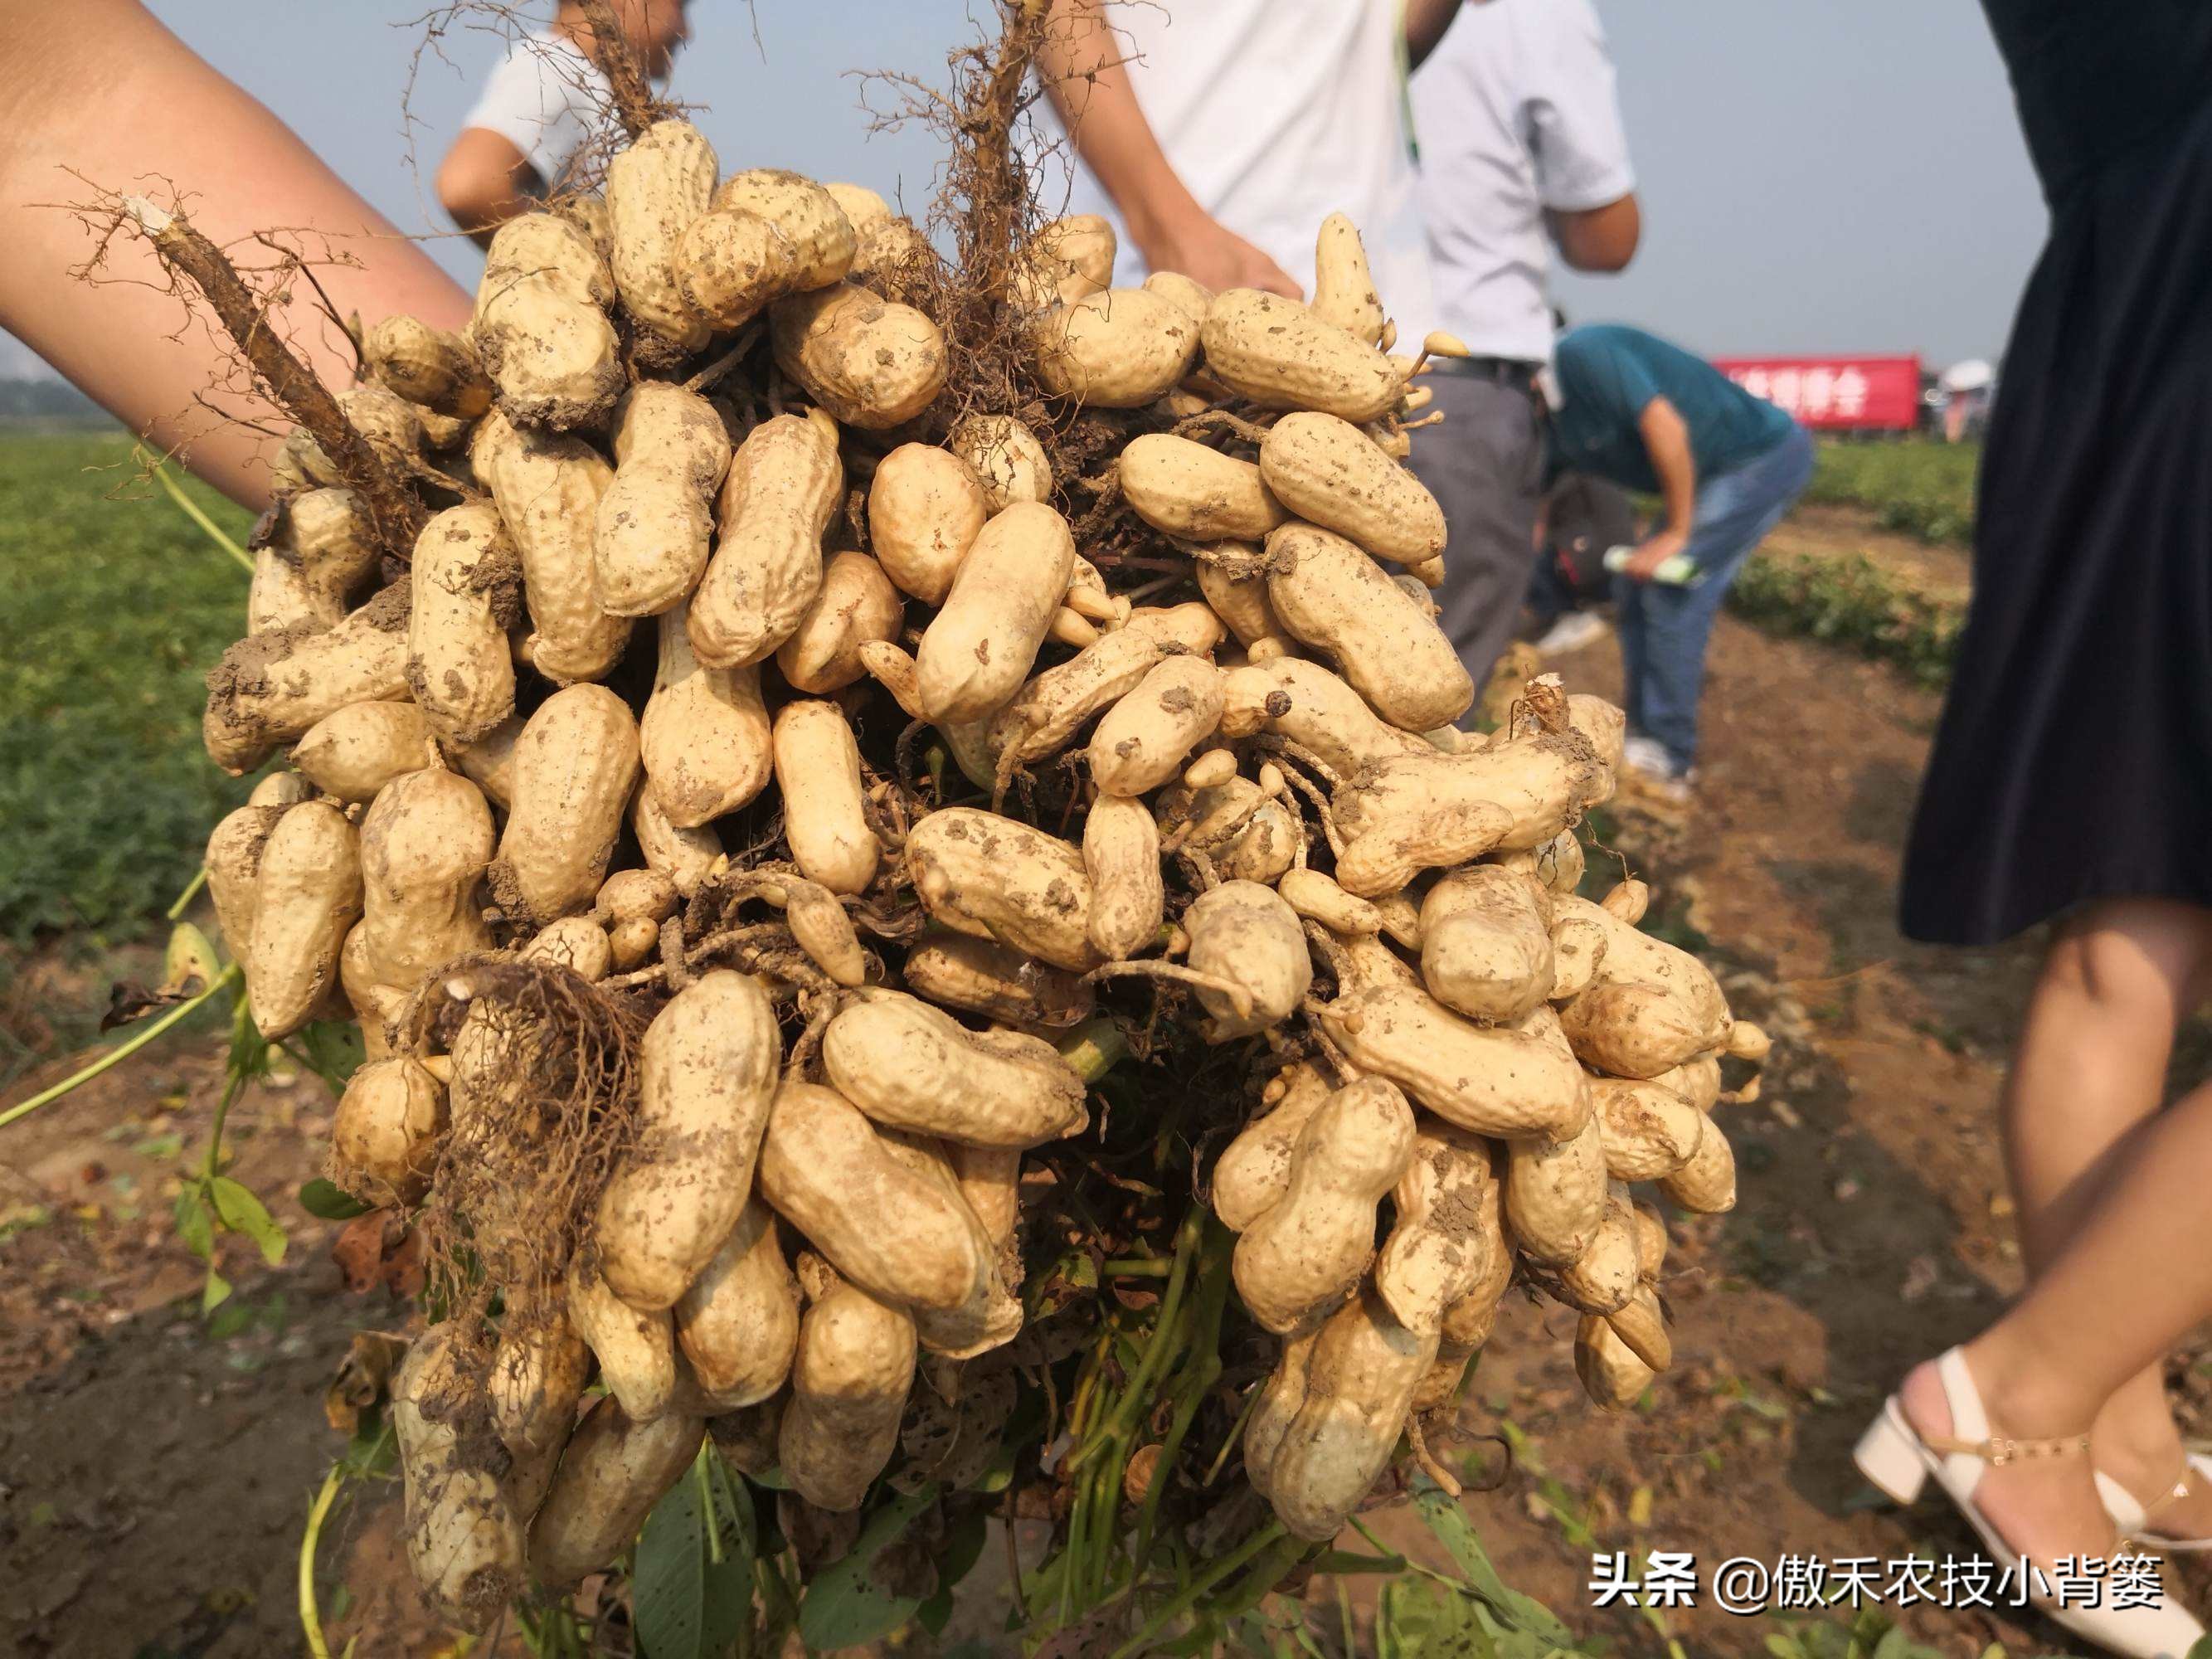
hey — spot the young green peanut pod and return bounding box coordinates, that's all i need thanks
[407,503,520,745]
[1553,894,1733,1078]
[1577,1296,1659,1411]
[1277,869,1383,937]
[780,1270,916,1511]
[631,786,723,899]
[1184,880,1312,1039]
[392,1326,527,1626]
[776,551,903,693]
[689,411,841,668]
[470,411,630,684]
[713,168,858,291]
[640,607,772,828]
[1195,558,1292,655]
[1374,1121,1505,1339]
[1083,794,1164,960]
[204,803,285,961]
[948,414,1052,512]
[528,1397,705,1589]
[593,383,733,618]
[917,502,1078,723]
[1202,289,1404,423]
[245,800,362,1040]
[1117,433,1286,542]
[1029,286,1200,408]
[906,807,1104,972]
[1086,656,1226,796]
[772,699,878,895]
[363,314,493,417]
[1591,1076,1707,1181]
[471,212,623,431]
[290,701,436,803]
[757,1081,992,1312]
[566,1252,678,1422]
[675,203,795,331]
[605,118,717,352]
[1309,212,1387,346]
[1266,523,1471,732]
[489,1297,590,1457]
[675,1198,800,1409]
[766,876,868,987]
[1505,1109,1607,1264]
[1317,985,1589,1143]
[900,934,1095,1028]
[821,990,1089,1148]
[989,628,1162,766]
[1658,1117,1737,1214]
[771,283,948,428]
[1216,656,1432,777]
[204,579,411,774]
[493,684,641,922]
[332,1055,445,1204]
[1258,411,1446,565]
[1144,268,1214,324]
[867,443,987,604]
[1542,1182,1641,1316]
[1213,1063,1334,1231]
[596,971,782,1310]
[1331,731,1612,898]
[1264,1285,1439,1542]
[247,488,378,635]
[1242,1329,1318,1501]
[878,1131,1023,1359]
[1232,1078,1415,1334]
[1012,213,1116,309]
[1418,865,1557,1023]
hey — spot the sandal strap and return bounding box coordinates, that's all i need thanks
[2137,1463,2196,1528]
[1922,1429,2091,1467]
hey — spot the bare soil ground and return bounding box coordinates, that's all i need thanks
[4,504,2202,1657]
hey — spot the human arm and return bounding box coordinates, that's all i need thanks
[1529,0,1641,274]
[1404,0,1465,71]
[438,128,546,250]
[1036,0,1300,296]
[1625,397,1696,579]
[1547,193,1640,273]
[0,0,473,513]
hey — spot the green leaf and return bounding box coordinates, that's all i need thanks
[207,1296,257,1340]
[795,1487,936,1652]
[632,1453,755,1659]
[1412,1486,1576,1647]
[296,1020,366,1093]
[173,1185,214,1260]
[164,921,221,991]
[209,1175,287,1265]
[202,1267,232,1313]
[298,1179,372,1222]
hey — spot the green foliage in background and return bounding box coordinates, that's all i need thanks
[0,433,254,945]
[1803,441,1980,547]
[1730,548,1964,688]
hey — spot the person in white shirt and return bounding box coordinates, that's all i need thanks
[1406,0,1641,689]
[1035,0,1434,329]
[437,0,691,247]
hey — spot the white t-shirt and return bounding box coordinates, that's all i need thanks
[1045,0,1435,341]
[462,31,617,193]
[1409,0,1635,363]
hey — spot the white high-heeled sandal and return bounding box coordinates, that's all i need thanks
[1855,1349,2206,1659]
[2099,1455,2212,1554]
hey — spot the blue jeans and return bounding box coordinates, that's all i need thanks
[1615,424,1816,773]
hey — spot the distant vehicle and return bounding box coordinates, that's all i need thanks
[1710,354,1923,434]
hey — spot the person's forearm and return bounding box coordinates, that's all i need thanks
[1036,0,1208,260]
[0,0,473,512]
[1638,399,1698,533]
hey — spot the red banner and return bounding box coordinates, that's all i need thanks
[1711,355,1923,431]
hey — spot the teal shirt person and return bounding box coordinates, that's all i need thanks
[1546,323,1797,493]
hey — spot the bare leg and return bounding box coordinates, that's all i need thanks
[1997,899,2212,1524]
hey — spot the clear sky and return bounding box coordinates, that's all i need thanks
[0,0,2045,379]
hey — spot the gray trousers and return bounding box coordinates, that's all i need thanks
[1404,370,1545,701]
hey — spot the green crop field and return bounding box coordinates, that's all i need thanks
[1803,438,1980,546]
[0,431,256,950]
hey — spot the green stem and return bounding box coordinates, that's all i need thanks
[0,961,239,1131]
[141,445,255,572]
[167,866,209,921]
[696,1446,724,1567]
[1099,1258,1173,1277]
[1105,1521,1288,1659]
[299,1460,344,1659]
[1057,1017,1130,1084]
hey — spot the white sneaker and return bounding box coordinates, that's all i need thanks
[1531,611,1612,657]
[1621,735,1675,778]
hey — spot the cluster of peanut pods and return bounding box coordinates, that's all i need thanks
[189,110,1762,1624]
